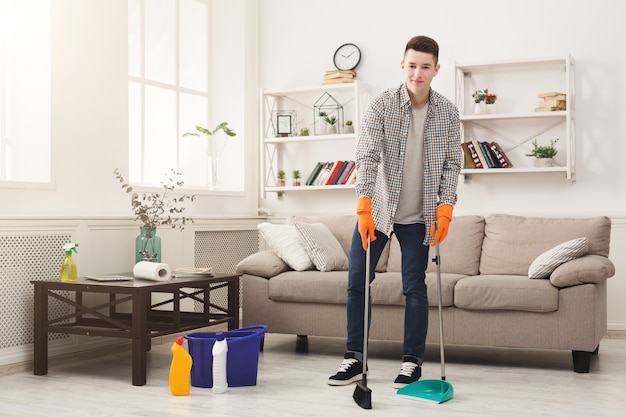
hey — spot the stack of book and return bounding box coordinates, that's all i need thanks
[535,92,566,112]
[305,160,357,185]
[322,70,356,85]
[461,140,513,169]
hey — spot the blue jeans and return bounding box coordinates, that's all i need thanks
[346,223,429,363]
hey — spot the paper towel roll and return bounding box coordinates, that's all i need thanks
[133,261,172,281]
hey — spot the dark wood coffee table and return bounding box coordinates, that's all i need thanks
[31,273,239,386]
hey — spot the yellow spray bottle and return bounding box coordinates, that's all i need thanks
[60,243,78,282]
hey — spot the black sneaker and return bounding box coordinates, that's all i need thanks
[327,352,363,386]
[392,356,421,389]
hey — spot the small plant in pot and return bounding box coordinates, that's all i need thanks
[292,170,301,186]
[324,115,338,135]
[277,170,286,186]
[344,119,354,134]
[526,138,559,167]
[299,127,309,136]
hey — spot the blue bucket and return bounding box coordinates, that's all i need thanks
[184,325,267,388]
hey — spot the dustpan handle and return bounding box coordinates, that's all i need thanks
[362,236,371,381]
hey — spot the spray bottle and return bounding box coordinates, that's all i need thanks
[169,336,192,396]
[212,332,228,394]
[59,243,79,282]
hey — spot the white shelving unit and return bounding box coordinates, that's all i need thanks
[259,81,370,197]
[455,56,575,181]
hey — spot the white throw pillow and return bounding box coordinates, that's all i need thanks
[294,221,349,272]
[528,237,588,279]
[257,223,314,271]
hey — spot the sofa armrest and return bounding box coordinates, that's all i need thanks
[236,250,291,279]
[549,254,616,288]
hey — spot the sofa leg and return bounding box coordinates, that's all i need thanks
[296,335,308,353]
[572,350,593,373]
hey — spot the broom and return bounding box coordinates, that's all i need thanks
[353,237,372,409]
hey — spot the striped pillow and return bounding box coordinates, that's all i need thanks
[294,221,349,272]
[528,237,588,279]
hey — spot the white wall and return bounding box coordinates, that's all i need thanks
[256,0,626,329]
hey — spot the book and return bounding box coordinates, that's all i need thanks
[345,164,358,184]
[534,106,566,112]
[322,78,355,84]
[461,142,476,169]
[488,142,513,168]
[336,160,355,184]
[472,140,490,168]
[325,160,345,185]
[325,69,356,76]
[331,160,350,185]
[314,162,334,185]
[537,91,566,98]
[305,162,324,185]
[466,141,484,168]
[479,141,499,168]
[538,99,566,109]
[324,72,356,80]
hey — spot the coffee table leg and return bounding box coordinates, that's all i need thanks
[131,290,148,386]
[227,276,240,330]
[33,284,48,375]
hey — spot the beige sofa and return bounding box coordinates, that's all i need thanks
[236,214,615,373]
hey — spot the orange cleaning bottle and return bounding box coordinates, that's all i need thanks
[169,336,192,396]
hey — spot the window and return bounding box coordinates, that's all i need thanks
[128,0,242,191]
[0,0,51,184]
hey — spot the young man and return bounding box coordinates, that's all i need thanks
[328,35,461,389]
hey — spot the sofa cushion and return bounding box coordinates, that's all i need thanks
[268,271,348,303]
[235,250,290,278]
[294,221,349,272]
[387,215,485,275]
[454,275,559,312]
[290,215,390,272]
[528,237,588,279]
[480,214,612,276]
[549,254,616,288]
[257,223,314,271]
[370,272,466,307]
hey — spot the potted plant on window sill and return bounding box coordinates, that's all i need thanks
[526,138,559,167]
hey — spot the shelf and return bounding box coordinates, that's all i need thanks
[260,82,369,197]
[455,55,575,181]
[266,184,355,192]
[264,133,355,144]
[460,111,568,122]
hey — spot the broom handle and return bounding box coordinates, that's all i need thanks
[362,236,371,383]
[435,238,446,381]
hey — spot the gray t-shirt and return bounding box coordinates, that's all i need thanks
[393,105,426,224]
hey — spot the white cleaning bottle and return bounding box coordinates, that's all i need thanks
[212,332,228,394]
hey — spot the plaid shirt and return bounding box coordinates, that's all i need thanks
[355,84,461,244]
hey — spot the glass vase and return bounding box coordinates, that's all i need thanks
[135,226,161,263]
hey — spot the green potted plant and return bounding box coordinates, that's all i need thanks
[292,169,301,186]
[299,127,309,136]
[526,138,559,167]
[114,168,195,263]
[277,169,286,186]
[324,115,338,135]
[182,122,237,188]
[344,119,354,134]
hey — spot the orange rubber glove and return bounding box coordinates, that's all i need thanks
[430,204,453,246]
[357,197,376,251]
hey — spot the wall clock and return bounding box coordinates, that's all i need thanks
[333,43,361,71]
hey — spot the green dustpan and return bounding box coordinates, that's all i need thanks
[397,232,454,404]
[397,379,454,404]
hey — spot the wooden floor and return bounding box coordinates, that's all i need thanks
[1,332,625,417]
